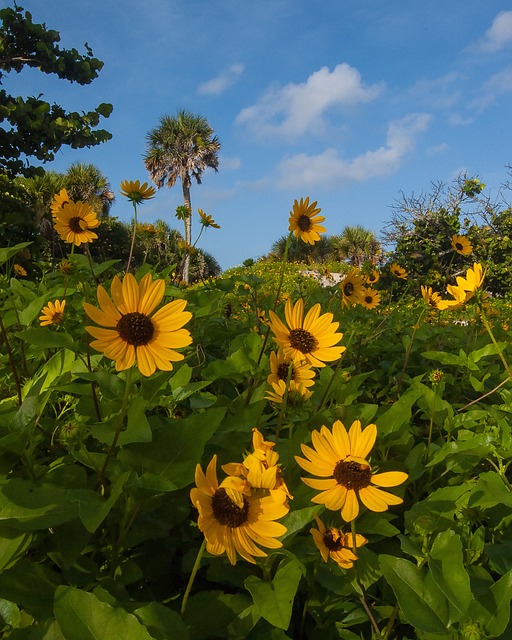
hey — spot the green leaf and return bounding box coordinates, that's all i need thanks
[245,560,302,630]
[429,530,471,618]
[133,602,189,640]
[9,374,47,434]
[471,571,512,636]
[376,381,426,438]
[0,558,61,619]
[0,242,32,266]
[279,505,322,541]
[426,434,493,468]
[119,407,226,489]
[468,471,512,510]
[77,472,129,533]
[54,586,154,639]
[16,328,75,350]
[379,555,449,633]
[0,525,32,571]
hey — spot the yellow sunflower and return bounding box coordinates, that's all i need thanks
[390,263,408,279]
[13,263,27,277]
[137,223,157,234]
[359,287,381,310]
[310,515,367,569]
[267,350,316,388]
[339,269,365,308]
[268,298,345,368]
[50,188,70,215]
[451,234,472,256]
[59,259,73,275]
[420,285,443,309]
[366,270,380,285]
[39,300,66,326]
[120,180,156,204]
[83,272,192,377]
[198,208,220,229]
[436,284,472,310]
[222,428,293,500]
[288,197,326,245]
[53,201,101,246]
[455,262,485,293]
[295,419,408,522]
[190,454,289,565]
[265,379,312,405]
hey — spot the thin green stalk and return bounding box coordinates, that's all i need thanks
[396,307,426,393]
[350,519,381,637]
[126,201,138,273]
[181,539,207,616]
[479,301,512,378]
[258,232,293,365]
[97,367,134,490]
[0,314,22,405]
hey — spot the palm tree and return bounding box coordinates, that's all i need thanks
[144,110,221,283]
[268,234,332,263]
[65,162,115,217]
[330,225,382,266]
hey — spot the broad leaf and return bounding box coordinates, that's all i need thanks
[245,560,302,630]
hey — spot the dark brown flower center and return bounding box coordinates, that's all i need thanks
[456,242,463,251]
[117,312,155,346]
[211,488,249,528]
[277,362,294,381]
[333,460,372,490]
[364,296,373,304]
[69,216,85,233]
[52,312,64,325]
[323,529,344,551]
[289,328,318,354]
[297,215,312,231]
[343,282,354,296]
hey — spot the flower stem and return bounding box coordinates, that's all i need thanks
[479,302,512,378]
[126,201,138,273]
[181,538,207,616]
[350,519,381,637]
[258,232,293,366]
[97,367,134,490]
[0,314,22,405]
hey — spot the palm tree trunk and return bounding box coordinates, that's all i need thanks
[181,179,192,283]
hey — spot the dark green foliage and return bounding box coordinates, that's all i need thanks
[0,4,112,177]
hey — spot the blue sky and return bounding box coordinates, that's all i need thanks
[11,0,512,270]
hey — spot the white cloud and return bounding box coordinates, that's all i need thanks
[236,63,384,138]
[197,63,244,95]
[476,11,512,52]
[469,67,512,112]
[277,113,430,188]
[219,155,241,171]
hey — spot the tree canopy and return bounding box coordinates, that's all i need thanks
[0,4,112,177]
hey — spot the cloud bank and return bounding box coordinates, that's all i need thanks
[237,63,384,138]
[476,11,512,52]
[277,113,430,188]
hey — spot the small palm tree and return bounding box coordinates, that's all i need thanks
[65,162,115,217]
[330,225,382,266]
[144,110,221,283]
